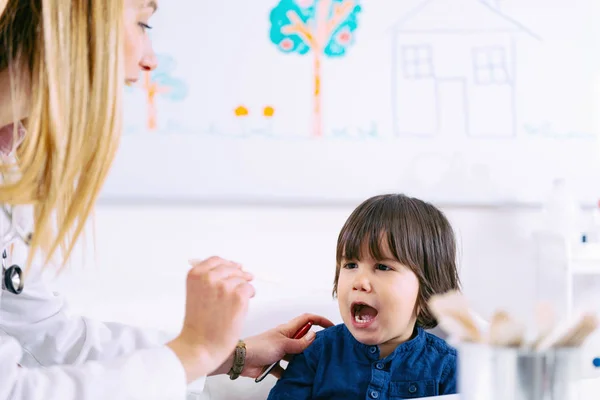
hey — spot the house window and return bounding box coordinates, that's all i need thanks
[473,47,509,85]
[402,45,434,79]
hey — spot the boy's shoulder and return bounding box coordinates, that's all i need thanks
[299,323,347,356]
[311,323,356,348]
[315,323,347,341]
[422,329,457,358]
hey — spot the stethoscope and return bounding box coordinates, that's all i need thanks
[0,126,29,295]
[1,205,30,295]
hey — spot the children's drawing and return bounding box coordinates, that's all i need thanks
[523,122,595,140]
[232,105,278,137]
[389,0,539,138]
[269,0,362,137]
[234,105,250,117]
[130,54,188,131]
[263,106,276,118]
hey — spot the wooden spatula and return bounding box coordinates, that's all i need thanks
[428,290,483,343]
[535,312,599,351]
[488,310,525,347]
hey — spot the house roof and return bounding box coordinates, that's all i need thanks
[390,0,540,39]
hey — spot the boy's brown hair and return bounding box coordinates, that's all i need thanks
[332,194,460,329]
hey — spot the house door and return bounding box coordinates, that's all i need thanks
[437,78,468,138]
[394,80,437,137]
[469,84,515,137]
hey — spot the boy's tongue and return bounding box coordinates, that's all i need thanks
[355,304,378,320]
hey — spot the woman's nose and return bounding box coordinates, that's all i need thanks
[140,53,157,72]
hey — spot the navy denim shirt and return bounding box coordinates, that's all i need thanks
[267,323,457,400]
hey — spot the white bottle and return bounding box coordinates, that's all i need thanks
[541,178,582,242]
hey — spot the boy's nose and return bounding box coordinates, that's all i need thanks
[352,273,372,292]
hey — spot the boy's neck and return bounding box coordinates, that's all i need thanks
[377,325,419,358]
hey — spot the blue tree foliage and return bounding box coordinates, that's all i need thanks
[324,1,361,57]
[269,0,313,55]
[150,55,188,101]
[269,0,361,57]
[125,54,188,101]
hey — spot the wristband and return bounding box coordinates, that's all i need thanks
[227,340,246,380]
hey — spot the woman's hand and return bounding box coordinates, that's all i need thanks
[241,313,335,379]
[167,256,255,383]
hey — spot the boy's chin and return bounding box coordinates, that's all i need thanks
[345,324,384,346]
[353,334,382,346]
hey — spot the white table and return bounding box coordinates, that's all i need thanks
[418,377,600,399]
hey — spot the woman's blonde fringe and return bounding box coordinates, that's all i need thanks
[0,0,124,272]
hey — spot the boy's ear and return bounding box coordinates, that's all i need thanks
[414,297,422,314]
[414,298,425,321]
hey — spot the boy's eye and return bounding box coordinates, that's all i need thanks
[376,264,392,271]
[343,262,357,269]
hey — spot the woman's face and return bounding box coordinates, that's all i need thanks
[123,0,159,84]
[0,0,159,136]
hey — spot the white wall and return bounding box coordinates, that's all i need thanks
[48,204,600,398]
[51,204,586,333]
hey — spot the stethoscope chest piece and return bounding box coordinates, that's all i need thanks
[4,264,23,294]
[2,250,23,295]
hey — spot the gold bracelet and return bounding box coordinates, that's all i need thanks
[228,340,246,380]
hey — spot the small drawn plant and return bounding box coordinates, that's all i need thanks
[233,105,277,136]
[269,0,361,137]
[134,54,188,131]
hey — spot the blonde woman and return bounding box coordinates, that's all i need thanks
[0,0,332,399]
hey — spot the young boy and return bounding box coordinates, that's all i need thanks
[267,194,461,399]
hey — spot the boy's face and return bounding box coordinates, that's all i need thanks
[337,241,420,355]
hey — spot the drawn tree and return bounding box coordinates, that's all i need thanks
[269,0,361,137]
[135,54,188,131]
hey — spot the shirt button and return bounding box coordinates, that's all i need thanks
[375,362,384,370]
[409,384,417,393]
[369,346,377,354]
[370,390,379,399]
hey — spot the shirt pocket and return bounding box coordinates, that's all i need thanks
[388,379,437,398]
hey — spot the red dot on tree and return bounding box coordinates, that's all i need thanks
[280,38,293,50]
[338,31,351,44]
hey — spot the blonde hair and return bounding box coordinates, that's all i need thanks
[0,0,124,270]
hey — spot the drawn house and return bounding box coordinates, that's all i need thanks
[390,0,539,138]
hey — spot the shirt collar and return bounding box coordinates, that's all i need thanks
[342,323,425,360]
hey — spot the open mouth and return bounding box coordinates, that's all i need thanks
[351,302,379,326]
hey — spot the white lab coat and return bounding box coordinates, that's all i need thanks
[0,205,206,399]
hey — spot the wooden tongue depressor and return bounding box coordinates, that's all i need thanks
[428,290,482,343]
[530,302,555,349]
[555,313,599,347]
[488,310,525,347]
[535,312,600,351]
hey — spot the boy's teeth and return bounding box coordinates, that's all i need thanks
[353,303,377,324]
[355,314,373,323]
